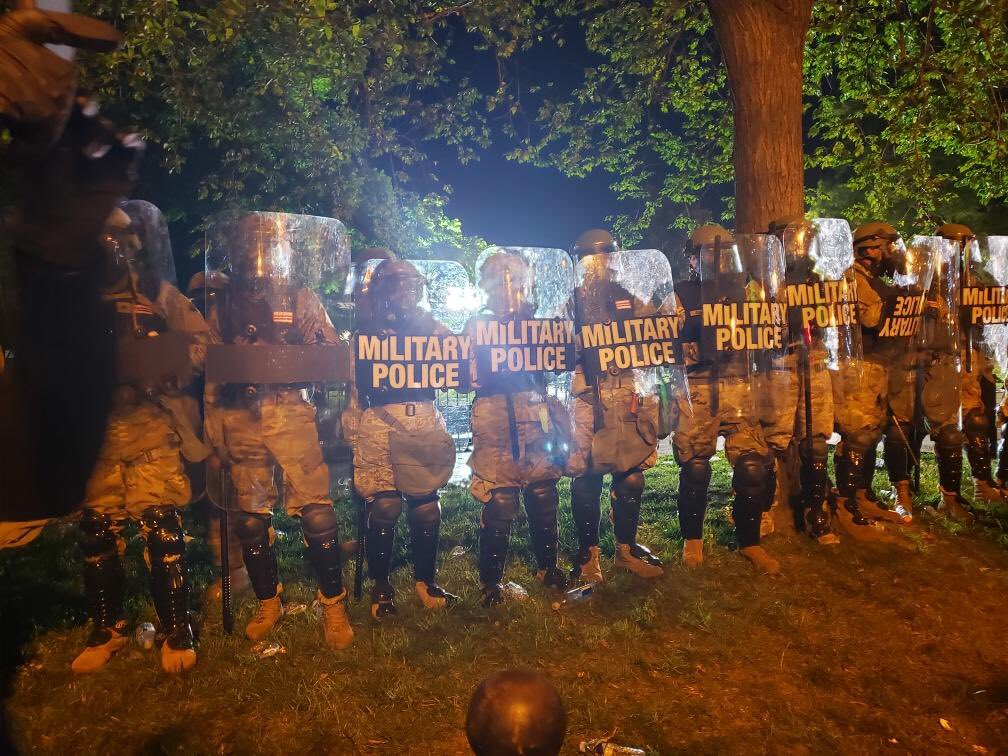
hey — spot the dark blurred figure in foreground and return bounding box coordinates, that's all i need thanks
[0,2,142,542]
[465,669,567,756]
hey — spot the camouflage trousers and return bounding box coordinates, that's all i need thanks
[567,373,660,477]
[212,391,331,516]
[83,403,191,520]
[832,360,889,438]
[888,348,987,434]
[758,351,835,453]
[469,392,565,503]
[673,375,769,465]
[353,401,451,500]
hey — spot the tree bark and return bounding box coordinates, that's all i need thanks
[706,0,813,233]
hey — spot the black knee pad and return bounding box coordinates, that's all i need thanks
[406,494,441,526]
[680,457,712,491]
[570,475,603,505]
[300,503,341,542]
[233,511,271,546]
[733,452,770,497]
[613,469,645,500]
[934,425,965,453]
[141,506,186,559]
[370,491,404,526]
[845,429,878,457]
[963,408,990,442]
[524,479,559,513]
[804,437,829,463]
[79,509,120,558]
[485,488,520,526]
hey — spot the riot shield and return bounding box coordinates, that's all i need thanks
[204,212,352,385]
[964,236,1008,373]
[353,258,479,432]
[870,235,936,345]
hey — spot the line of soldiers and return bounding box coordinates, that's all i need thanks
[63,203,1008,676]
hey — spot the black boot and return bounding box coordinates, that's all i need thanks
[612,469,663,577]
[141,506,196,673]
[934,426,974,520]
[524,480,566,591]
[569,474,602,581]
[73,510,128,673]
[366,493,402,619]
[800,439,833,541]
[479,489,518,607]
[406,494,458,608]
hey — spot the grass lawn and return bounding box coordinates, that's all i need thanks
[3,452,1008,755]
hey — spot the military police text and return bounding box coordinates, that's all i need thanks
[357,333,470,389]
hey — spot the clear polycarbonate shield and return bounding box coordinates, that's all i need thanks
[964,236,1008,372]
[469,247,575,391]
[920,235,961,361]
[119,200,178,293]
[573,247,685,397]
[869,234,937,349]
[783,218,863,372]
[203,211,351,387]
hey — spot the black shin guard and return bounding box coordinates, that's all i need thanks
[570,474,603,557]
[141,506,193,648]
[999,425,1008,484]
[800,439,831,537]
[523,480,560,572]
[233,511,279,600]
[79,510,126,635]
[677,457,712,541]
[611,470,645,545]
[934,425,965,493]
[884,421,914,484]
[301,503,345,599]
[964,409,993,482]
[479,489,518,587]
[366,492,403,590]
[732,453,771,548]
[406,493,441,585]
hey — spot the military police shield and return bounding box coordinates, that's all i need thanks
[964,235,1008,372]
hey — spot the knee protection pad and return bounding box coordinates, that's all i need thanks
[79,510,121,560]
[524,479,559,515]
[485,488,520,527]
[570,475,603,507]
[300,503,341,542]
[803,437,829,464]
[406,494,441,526]
[612,469,645,501]
[732,452,770,497]
[140,506,186,563]
[680,457,712,493]
[934,424,965,454]
[963,409,990,443]
[233,511,271,546]
[845,429,878,458]
[369,492,404,526]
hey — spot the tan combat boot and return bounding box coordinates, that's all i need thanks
[71,622,128,674]
[739,545,781,575]
[893,481,914,523]
[682,539,704,568]
[973,478,1005,505]
[161,636,197,674]
[574,545,604,584]
[614,542,664,578]
[833,501,898,543]
[245,586,284,641]
[855,490,903,524]
[939,489,975,521]
[319,590,354,650]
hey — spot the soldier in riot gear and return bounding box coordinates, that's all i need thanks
[204,212,353,648]
[467,249,573,606]
[72,202,208,675]
[837,223,931,536]
[568,229,671,582]
[351,258,460,618]
[936,224,1004,507]
[762,217,865,545]
[674,225,782,573]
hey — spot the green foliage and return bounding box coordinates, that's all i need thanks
[64,0,519,259]
[498,0,1006,242]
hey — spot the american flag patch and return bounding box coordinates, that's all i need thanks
[116,302,154,315]
[614,299,632,311]
[272,311,294,324]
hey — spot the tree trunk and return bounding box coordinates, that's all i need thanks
[706,0,813,233]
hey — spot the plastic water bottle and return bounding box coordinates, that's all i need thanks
[552,584,594,611]
[135,622,156,650]
[579,739,645,755]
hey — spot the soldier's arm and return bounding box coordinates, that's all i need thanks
[855,269,884,328]
[161,283,210,370]
[297,287,339,344]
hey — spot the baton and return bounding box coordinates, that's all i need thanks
[219,464,234,634]
[912,352,927,492]
[710,236,722,416]
[962,244,973,374]
[352,480,366,601]
[802,325,814,513]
